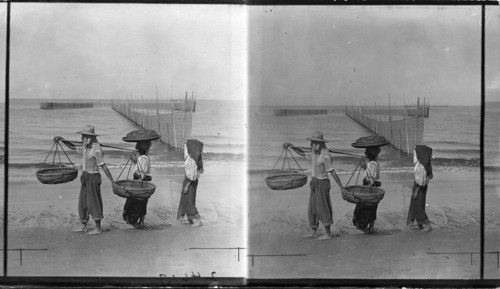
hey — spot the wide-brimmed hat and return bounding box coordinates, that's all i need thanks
[122,130,161,142]
[352,135,389,148]
[306,131,328,143]
[77,125,99,136]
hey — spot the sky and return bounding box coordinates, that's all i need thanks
[0,4,499,105]
[249,6,500,106]
[2,3,247,101]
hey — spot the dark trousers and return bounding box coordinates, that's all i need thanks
[79,172,103,223]
[407,182,430,228]
[122,174,151,225]
[177,177,199,220]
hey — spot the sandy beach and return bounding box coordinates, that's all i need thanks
[1,163,245,278]
[249,168,500,279]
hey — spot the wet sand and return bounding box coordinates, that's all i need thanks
[2,164,245,278]
[249,169,500,279]
[1,164,499,282]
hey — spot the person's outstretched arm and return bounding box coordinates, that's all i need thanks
[100,163,115,185]
[282,143,311,158]
[329,168,347,194]
[323,152,347,194]
[53,136,80,151]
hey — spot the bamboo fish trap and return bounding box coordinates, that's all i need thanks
[36,140,78,184]
[265,147,307,190]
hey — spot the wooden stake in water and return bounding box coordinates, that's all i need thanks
[184,91,187,143]
[156,86,161,134]
[415,97,420,146]
[389,93,393,140]
[403,93,409,154]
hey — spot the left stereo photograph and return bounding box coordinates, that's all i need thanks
[3,2,247,281]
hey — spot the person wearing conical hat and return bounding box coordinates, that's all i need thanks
[122,140,153,229]
[55,125,115,235]
[283,131,348,241]
[407,145,434,232]
[353,146,382,234]
[177,139,204,227]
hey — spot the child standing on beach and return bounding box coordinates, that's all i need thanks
[177,139,204,227]
[407,145,434,232]
[284,131,347,241]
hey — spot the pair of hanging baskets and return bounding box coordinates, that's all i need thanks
[265,147,307,191]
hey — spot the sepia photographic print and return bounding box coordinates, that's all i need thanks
[0,0,499,287]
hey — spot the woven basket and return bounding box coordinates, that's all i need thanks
[266,172,308,190]
[122,130,161,142]
[342,185,385,204]
[351,135,389,148]
[36,167,78,184]
[112,180,156,198]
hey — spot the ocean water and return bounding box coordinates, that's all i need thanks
[3,102,500,182]
[7,99,245,182]
[485,102,500,172]
[248,105,493,177]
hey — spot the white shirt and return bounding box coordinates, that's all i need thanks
[413,149,429,186]
[364,161,380,182]
[305,149,335,180]
[76,143,104,174]
[135,155,151,177]
[184,144,203,181]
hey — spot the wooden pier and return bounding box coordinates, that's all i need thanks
[111,98,193,150]
[274,109,328,116]
[40,102,94,109]
[345,99,426,154]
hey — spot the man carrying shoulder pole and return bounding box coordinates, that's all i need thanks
[54,125,115,235]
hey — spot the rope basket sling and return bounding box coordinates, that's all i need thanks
[265,147,307,190]
[342,157,385,204]
[112,151,156,199]
[36,140,78,184]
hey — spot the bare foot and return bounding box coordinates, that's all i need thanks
[192,219,203,227]
[86,229,102,235]
[71,225,88,232]
[421,224,433,232]
[179,218,190,224]
[316,234,332,241]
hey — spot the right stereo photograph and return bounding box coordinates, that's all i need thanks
[247,5,500,281]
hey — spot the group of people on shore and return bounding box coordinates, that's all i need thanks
[54,125,204,235]
[283,130,434,240]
